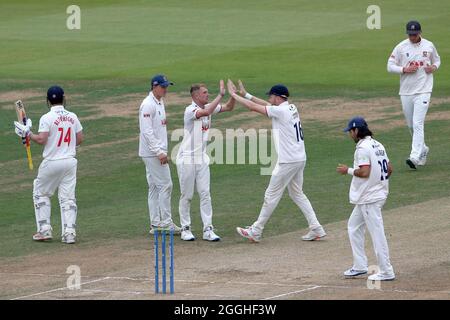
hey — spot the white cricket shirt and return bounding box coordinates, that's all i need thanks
[387,38,441,96]
[177,102,221,160]
[349,136,390,205]
[139,91,168,157]
[266,102,306,163]
[38,105,83,160]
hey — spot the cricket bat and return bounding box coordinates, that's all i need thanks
[15,100,33,170]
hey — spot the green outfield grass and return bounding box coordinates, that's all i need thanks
[0,0,449,258]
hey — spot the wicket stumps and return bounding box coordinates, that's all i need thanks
[154,229,174,294]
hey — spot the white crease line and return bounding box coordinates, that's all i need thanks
[10,277,110,300]
[182,293,238,298]
[81,288,144,295]
[0,272,68,278]
[262,286,322,300]
[0,272,312,287]
[4,272,450,297]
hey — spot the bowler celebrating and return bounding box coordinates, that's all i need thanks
[337,117,395,281]
[177,80,235,241]
[387,20,441,169]
[228,80,326,242]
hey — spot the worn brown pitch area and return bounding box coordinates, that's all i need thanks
[1,198,449,300]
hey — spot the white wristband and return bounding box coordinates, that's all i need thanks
[347,168,355,176]
[244,93,253,100]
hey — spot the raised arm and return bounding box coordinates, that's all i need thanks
[220,96,236,112]
[195,80,225,118]
[238,79,270,106]
[227,79,267,116]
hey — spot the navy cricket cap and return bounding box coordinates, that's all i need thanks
[266,84,289,99]
[47,86,64,104]
[344,116,368,132]
[406,20,421,35]
[151,74,174,88]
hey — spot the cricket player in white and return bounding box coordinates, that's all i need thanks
[139,74,181,234]
[14,86,83,244]
[387,20,441,169]
[227,80,326,242]
[337,117,395,281]
[177,80,235,241]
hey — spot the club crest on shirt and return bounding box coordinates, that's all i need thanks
[422,51,428,57]
[406,53,409,57]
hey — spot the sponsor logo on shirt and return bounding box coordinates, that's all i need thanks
[409,61,424,67]
[202,118,210,131]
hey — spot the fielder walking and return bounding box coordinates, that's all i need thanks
[387,20,441,169]
[177,80,235,241]
[227,80,326,242]
[337,117,395,281]
[14,86,83,244]
[139,74,181,234]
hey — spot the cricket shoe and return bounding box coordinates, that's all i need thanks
[181,227,195,241]
[236,226,261,243]
[344,268,368,278]
[62,232,76,244]
[203,226,220,242]
[368,272,395,281]
[170,223,182,234]
[406,158,418,170]
[418,146,429,166]
[150,223,182,235]
[302,226,327,241]
[32,228,53,241]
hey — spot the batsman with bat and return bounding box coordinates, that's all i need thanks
[14,86,84,244]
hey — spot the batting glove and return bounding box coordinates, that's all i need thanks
[14,121,31,138]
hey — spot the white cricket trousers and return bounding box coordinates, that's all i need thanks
[252,161,321,235]
[33,158,78,235]
[142,157,174,228]
[400,93,431,161]
[176,157,213,230]
[348,200,394,275]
